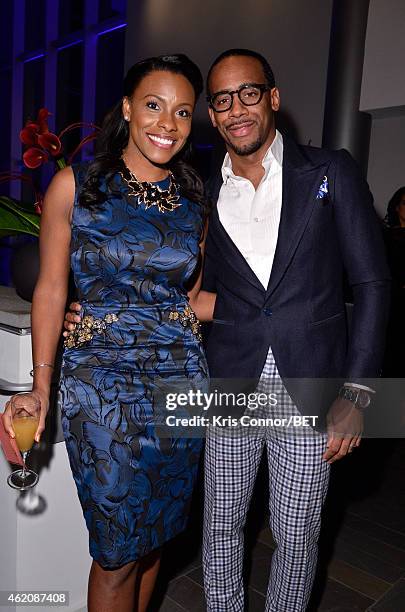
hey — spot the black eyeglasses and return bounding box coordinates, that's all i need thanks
[207,83,271,113]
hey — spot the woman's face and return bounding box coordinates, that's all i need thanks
[122,70,195,176]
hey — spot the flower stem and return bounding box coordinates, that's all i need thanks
[56,158,67,170]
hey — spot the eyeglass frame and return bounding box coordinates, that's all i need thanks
[206,83,272,113]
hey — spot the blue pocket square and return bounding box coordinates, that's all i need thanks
[316,176,328,199]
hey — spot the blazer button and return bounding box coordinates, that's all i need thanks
[263,307,272,316]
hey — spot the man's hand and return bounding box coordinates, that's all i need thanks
[323,397,363,464]
[62,302,82,337]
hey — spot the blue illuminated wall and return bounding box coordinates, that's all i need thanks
[0,0,127,286]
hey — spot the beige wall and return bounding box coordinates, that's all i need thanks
[361,0,405,218]
[361,0,405,112]
[126,0,334,146]
[367,113,405,218]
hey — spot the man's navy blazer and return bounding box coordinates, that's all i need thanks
[202,135,391,418]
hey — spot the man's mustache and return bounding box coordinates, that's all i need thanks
[225,119,256,130]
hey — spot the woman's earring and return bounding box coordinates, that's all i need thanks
[124,115,129,121]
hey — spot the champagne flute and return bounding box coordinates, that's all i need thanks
[7,393,40,490]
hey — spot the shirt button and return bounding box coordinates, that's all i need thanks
[263,308,272,316]
[254,217,259,222]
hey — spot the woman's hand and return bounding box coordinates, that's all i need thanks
[62,302,82,336]
[31,388,50,443]
[2,397,16,439]
[2,390,49,443]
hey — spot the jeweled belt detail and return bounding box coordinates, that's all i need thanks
[169,304,202,342]
[64,313,119,349]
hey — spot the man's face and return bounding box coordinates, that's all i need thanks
[208,55,280,157]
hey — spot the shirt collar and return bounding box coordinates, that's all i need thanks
[221,129,283,184]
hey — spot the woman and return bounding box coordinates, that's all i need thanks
[383,186,405,376]
[4,54,215,611]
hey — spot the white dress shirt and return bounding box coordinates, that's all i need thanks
[217,130,283,288]
[217,130,373,396]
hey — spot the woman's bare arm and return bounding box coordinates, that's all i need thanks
[4,167,74,442]
[187,220,216,322]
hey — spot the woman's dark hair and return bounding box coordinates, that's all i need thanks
[206,48,276,95]
[79,54,205,208]
[384,186,405,227]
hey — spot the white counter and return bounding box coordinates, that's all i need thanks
[0,287,90,612]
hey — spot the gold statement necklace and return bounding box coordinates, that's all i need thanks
[120,156,181,213]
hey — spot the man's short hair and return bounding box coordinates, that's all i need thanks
[206,48,276,95]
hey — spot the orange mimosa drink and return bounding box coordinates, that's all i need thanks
[13,417,39,452]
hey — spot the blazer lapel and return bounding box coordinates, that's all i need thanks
[207,171,265,293]
[210,206,265,292]
[265,138,329,300]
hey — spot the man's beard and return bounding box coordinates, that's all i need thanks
[225,135,264,156]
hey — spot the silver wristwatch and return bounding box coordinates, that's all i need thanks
[339,386,371,409]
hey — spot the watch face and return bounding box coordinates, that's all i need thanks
[348,389,357,402]
[343,388,357,403]
[358,391,371,408]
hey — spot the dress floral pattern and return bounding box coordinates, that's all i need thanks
[59,163,208,569]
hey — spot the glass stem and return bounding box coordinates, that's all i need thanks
[21,451,28,480]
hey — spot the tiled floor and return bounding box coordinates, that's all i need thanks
[149,439,405,611]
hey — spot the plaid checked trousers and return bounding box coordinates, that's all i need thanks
[203,348,330,611]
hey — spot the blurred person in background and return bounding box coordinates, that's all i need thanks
[383,186,405,376]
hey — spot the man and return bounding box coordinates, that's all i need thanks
[200,49,389,611]
[64,49,390,611]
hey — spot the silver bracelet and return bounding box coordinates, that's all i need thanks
[30,363,54,377]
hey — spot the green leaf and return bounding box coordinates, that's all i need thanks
[13,198,39,213]
[0,196,40,237]
[0,196,40,227]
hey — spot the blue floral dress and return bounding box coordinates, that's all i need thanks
[59,163,208,569]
